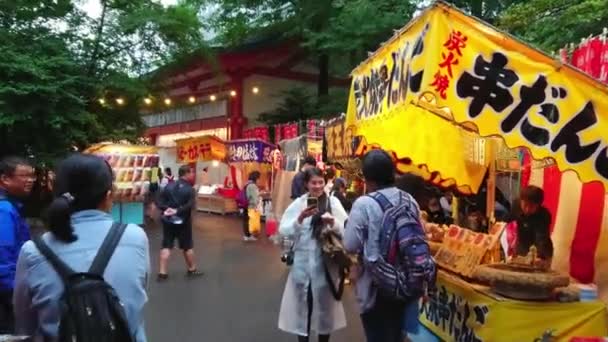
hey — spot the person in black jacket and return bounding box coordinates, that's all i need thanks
[291,157,317,200]
[156,165,203,281]
[516,185,553,265]
[330,178,351,212]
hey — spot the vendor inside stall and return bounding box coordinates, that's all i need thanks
[515,185,554,266]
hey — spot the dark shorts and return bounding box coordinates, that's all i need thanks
[162,222,193,250]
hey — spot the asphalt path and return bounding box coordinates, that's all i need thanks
[144,212,366,342]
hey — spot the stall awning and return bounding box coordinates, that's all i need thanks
[175,135,226,163]
[346,1,608,191]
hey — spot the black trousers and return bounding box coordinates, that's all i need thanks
[297,286,330,342]
[360,294,406,342]
[243,209,251,237]
[0,289,14,334]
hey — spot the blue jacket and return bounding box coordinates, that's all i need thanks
[14,210,149,341]
[0,190,30,290]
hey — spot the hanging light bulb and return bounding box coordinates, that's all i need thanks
[98,98,106,105]
[252,87,259,94]
[164,98,172,106]
[144,98,152,105]
[230,90,237,97]
[188,96,196,104]
[210,95,217,101]
[116,98,125,105]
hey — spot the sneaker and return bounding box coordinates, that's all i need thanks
[243,236,257,242]
[186,269,204,278]
[157,273,169,282]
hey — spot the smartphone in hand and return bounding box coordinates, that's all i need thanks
[307,197,318,209]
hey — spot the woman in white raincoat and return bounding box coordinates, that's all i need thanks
[278,167,348,342]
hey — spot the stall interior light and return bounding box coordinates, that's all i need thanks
[210,95,217,101]
[230,90,237,97]
[116,98,125,105]
[164,98,172,106]
[188,96,196,104]
[252,87,259,94]
[144,98,152,105]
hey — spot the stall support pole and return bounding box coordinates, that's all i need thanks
[486,140,497,224]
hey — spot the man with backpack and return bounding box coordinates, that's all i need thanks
[156,165,204,281]
[344,150,436,342]
[0,157,34,334]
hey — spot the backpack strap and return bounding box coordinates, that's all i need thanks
[367,191,393,212]
[33,236,75,283]
[89,222,128,276]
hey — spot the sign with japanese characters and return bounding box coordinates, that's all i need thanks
[176,136,226,163]
[434,225,498,277]
[347,2,608,188]
[227,139,275,164]
[324,118,356,161]
[420,271,608,341]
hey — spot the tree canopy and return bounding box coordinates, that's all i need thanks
[2,0,607,159]
[498,0,608,52]
[0,0,203,163]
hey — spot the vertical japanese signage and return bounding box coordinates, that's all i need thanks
[324,118,355,161]
[176,136,227,163]
[227,139,274,164]
[347,2,608,188]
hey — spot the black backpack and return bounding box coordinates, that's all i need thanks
[33,223,134,342]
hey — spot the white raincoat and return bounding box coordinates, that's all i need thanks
[278,193,348,336]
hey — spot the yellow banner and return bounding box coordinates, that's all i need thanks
[347,2,608,189]
[175,136,226,163]
[420,271,608,341]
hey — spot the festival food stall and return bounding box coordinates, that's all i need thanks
[227,138,275,216]
[174,135,235,215]
[346,1,608,340]
[86,143,159,225]
[324,114,365,198]
[271,134,324,220]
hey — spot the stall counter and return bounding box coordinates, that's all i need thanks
[196,194,238,215]
[419,270,608,341]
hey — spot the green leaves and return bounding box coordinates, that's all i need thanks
[0,0,204,163]
[499,0,608,52]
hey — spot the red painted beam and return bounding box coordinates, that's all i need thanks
[161,71,225,92]
[252,67,350,87]
[276,50,307,70]
[159,41,298,86]
[145,116,227,137]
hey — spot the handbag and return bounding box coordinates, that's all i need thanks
[312,196,352,300]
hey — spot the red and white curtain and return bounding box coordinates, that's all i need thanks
[242,126,270,142]
[563,34,608,84]
[520,152,608,303]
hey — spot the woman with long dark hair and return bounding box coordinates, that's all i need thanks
[278,167,348,342]
[13,154,150,341]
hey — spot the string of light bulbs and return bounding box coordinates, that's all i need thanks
[97,86,261,106]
